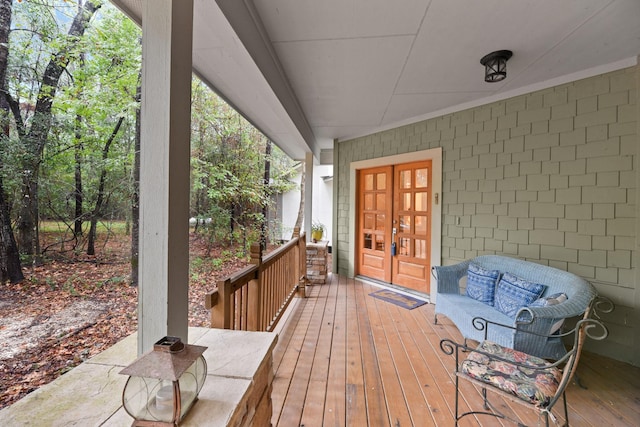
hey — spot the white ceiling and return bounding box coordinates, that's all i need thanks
[111,0,640,160]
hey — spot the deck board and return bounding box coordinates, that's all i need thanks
[354,277,389,426]
[345,278,368,426]
[272,275,640,427]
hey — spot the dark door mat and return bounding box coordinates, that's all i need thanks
[369,289,428,310]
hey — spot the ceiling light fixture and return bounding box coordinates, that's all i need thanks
[480,50,513,83]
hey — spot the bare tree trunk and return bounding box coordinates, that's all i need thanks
[293,162,305,239]
[0,177,23,284]
[260,139,271,250]
[74,43,86,239]
[0,0,23,283]
[87,116,124,255]
[74,113,84,238]
[131,77,141,286]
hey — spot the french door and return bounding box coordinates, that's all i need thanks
[357,161,432,293]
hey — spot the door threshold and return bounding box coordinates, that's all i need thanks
[355,275,431,303]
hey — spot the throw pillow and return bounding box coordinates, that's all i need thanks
[529,292,568,333]
[529,292,567,307]
[494,272,546,318]
[466,263,500,306]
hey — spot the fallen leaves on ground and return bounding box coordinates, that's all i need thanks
[0,231,250,409]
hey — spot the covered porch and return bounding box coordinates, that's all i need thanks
[106,0,640,368]
[1,273,638,426]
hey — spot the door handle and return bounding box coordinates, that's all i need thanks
[391,227,397,256]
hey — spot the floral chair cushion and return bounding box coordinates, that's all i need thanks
[461,340,561,407]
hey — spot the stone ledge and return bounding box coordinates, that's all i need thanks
[0,327,278,427]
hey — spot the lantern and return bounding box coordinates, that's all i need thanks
[480,50,513,83]
[120,336,207,426]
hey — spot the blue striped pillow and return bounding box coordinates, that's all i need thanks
[466,263,500,306]
[494,272,546,318]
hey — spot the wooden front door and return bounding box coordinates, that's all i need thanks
[357,166,393,283]
[357,161,432,293]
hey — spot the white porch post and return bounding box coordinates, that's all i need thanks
[138,0,194,354]
[304,152,314,238]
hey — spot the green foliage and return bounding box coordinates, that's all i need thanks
[2,1,141,236]
[190,79,297,247]
[0,1,296,260]
[312,221,325,233]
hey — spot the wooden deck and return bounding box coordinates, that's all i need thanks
[271,273,640,426]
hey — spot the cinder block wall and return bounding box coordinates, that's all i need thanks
[335,65,639,366]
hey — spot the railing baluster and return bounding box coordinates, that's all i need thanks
[206,229,308,331]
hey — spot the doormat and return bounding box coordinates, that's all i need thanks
[369,289,427,310]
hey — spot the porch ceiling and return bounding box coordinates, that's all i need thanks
[111,0,640,160]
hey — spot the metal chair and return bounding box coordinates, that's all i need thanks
[439,297,611,426]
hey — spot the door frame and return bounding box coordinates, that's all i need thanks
[348,148,442,297]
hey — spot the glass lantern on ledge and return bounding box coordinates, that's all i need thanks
[119,336,207,426]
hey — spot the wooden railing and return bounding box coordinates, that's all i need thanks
[205,229,307,332]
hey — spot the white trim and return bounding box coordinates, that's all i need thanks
[348,148,442,298]
[340,57,638,143]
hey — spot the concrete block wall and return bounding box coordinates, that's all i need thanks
[335,65,639,366]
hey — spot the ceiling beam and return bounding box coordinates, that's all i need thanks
[216,0,318,159]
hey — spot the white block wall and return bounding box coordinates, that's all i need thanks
[279,165,333,246]
[335,65,639,366]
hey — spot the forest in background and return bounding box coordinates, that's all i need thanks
[0,0,298,284]
[0,0,301,409]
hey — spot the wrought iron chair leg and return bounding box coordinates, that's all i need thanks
[563,391,569,426]
[454,375,460,426]
[482,387,489,410]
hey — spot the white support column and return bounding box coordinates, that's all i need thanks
[138,0,193,354]
[304,152,314,239]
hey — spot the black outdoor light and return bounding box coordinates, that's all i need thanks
[480,50,513,83]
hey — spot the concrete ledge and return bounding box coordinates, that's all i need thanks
[0,327,278,427]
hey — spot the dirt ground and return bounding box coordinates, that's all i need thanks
[0,231,250,409]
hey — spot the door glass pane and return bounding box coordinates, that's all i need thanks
[415,239,427,259]
[364,194,374,210]
[415,215,427,234]
[364,233,372,250]
[364,213,374,230]
[399,215,411,233]
[376,193,386,211]
[376,214,385,230]
[415,168,429,188]
[364,174,374,191]
[376,173,386,190]
[400,170,411,189]
[375,235,385,251]
[399,237,410,256]
[402,193,411,210]
[415,192,428,211]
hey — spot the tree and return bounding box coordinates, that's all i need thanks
[190,78,296,251]
[86,115,123,255]
[3,0,102,259]
[0,0,23,284]
[293,162,305,237]
[4,2,141,260]
[131,77,140,286]
[260,139,271,250]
